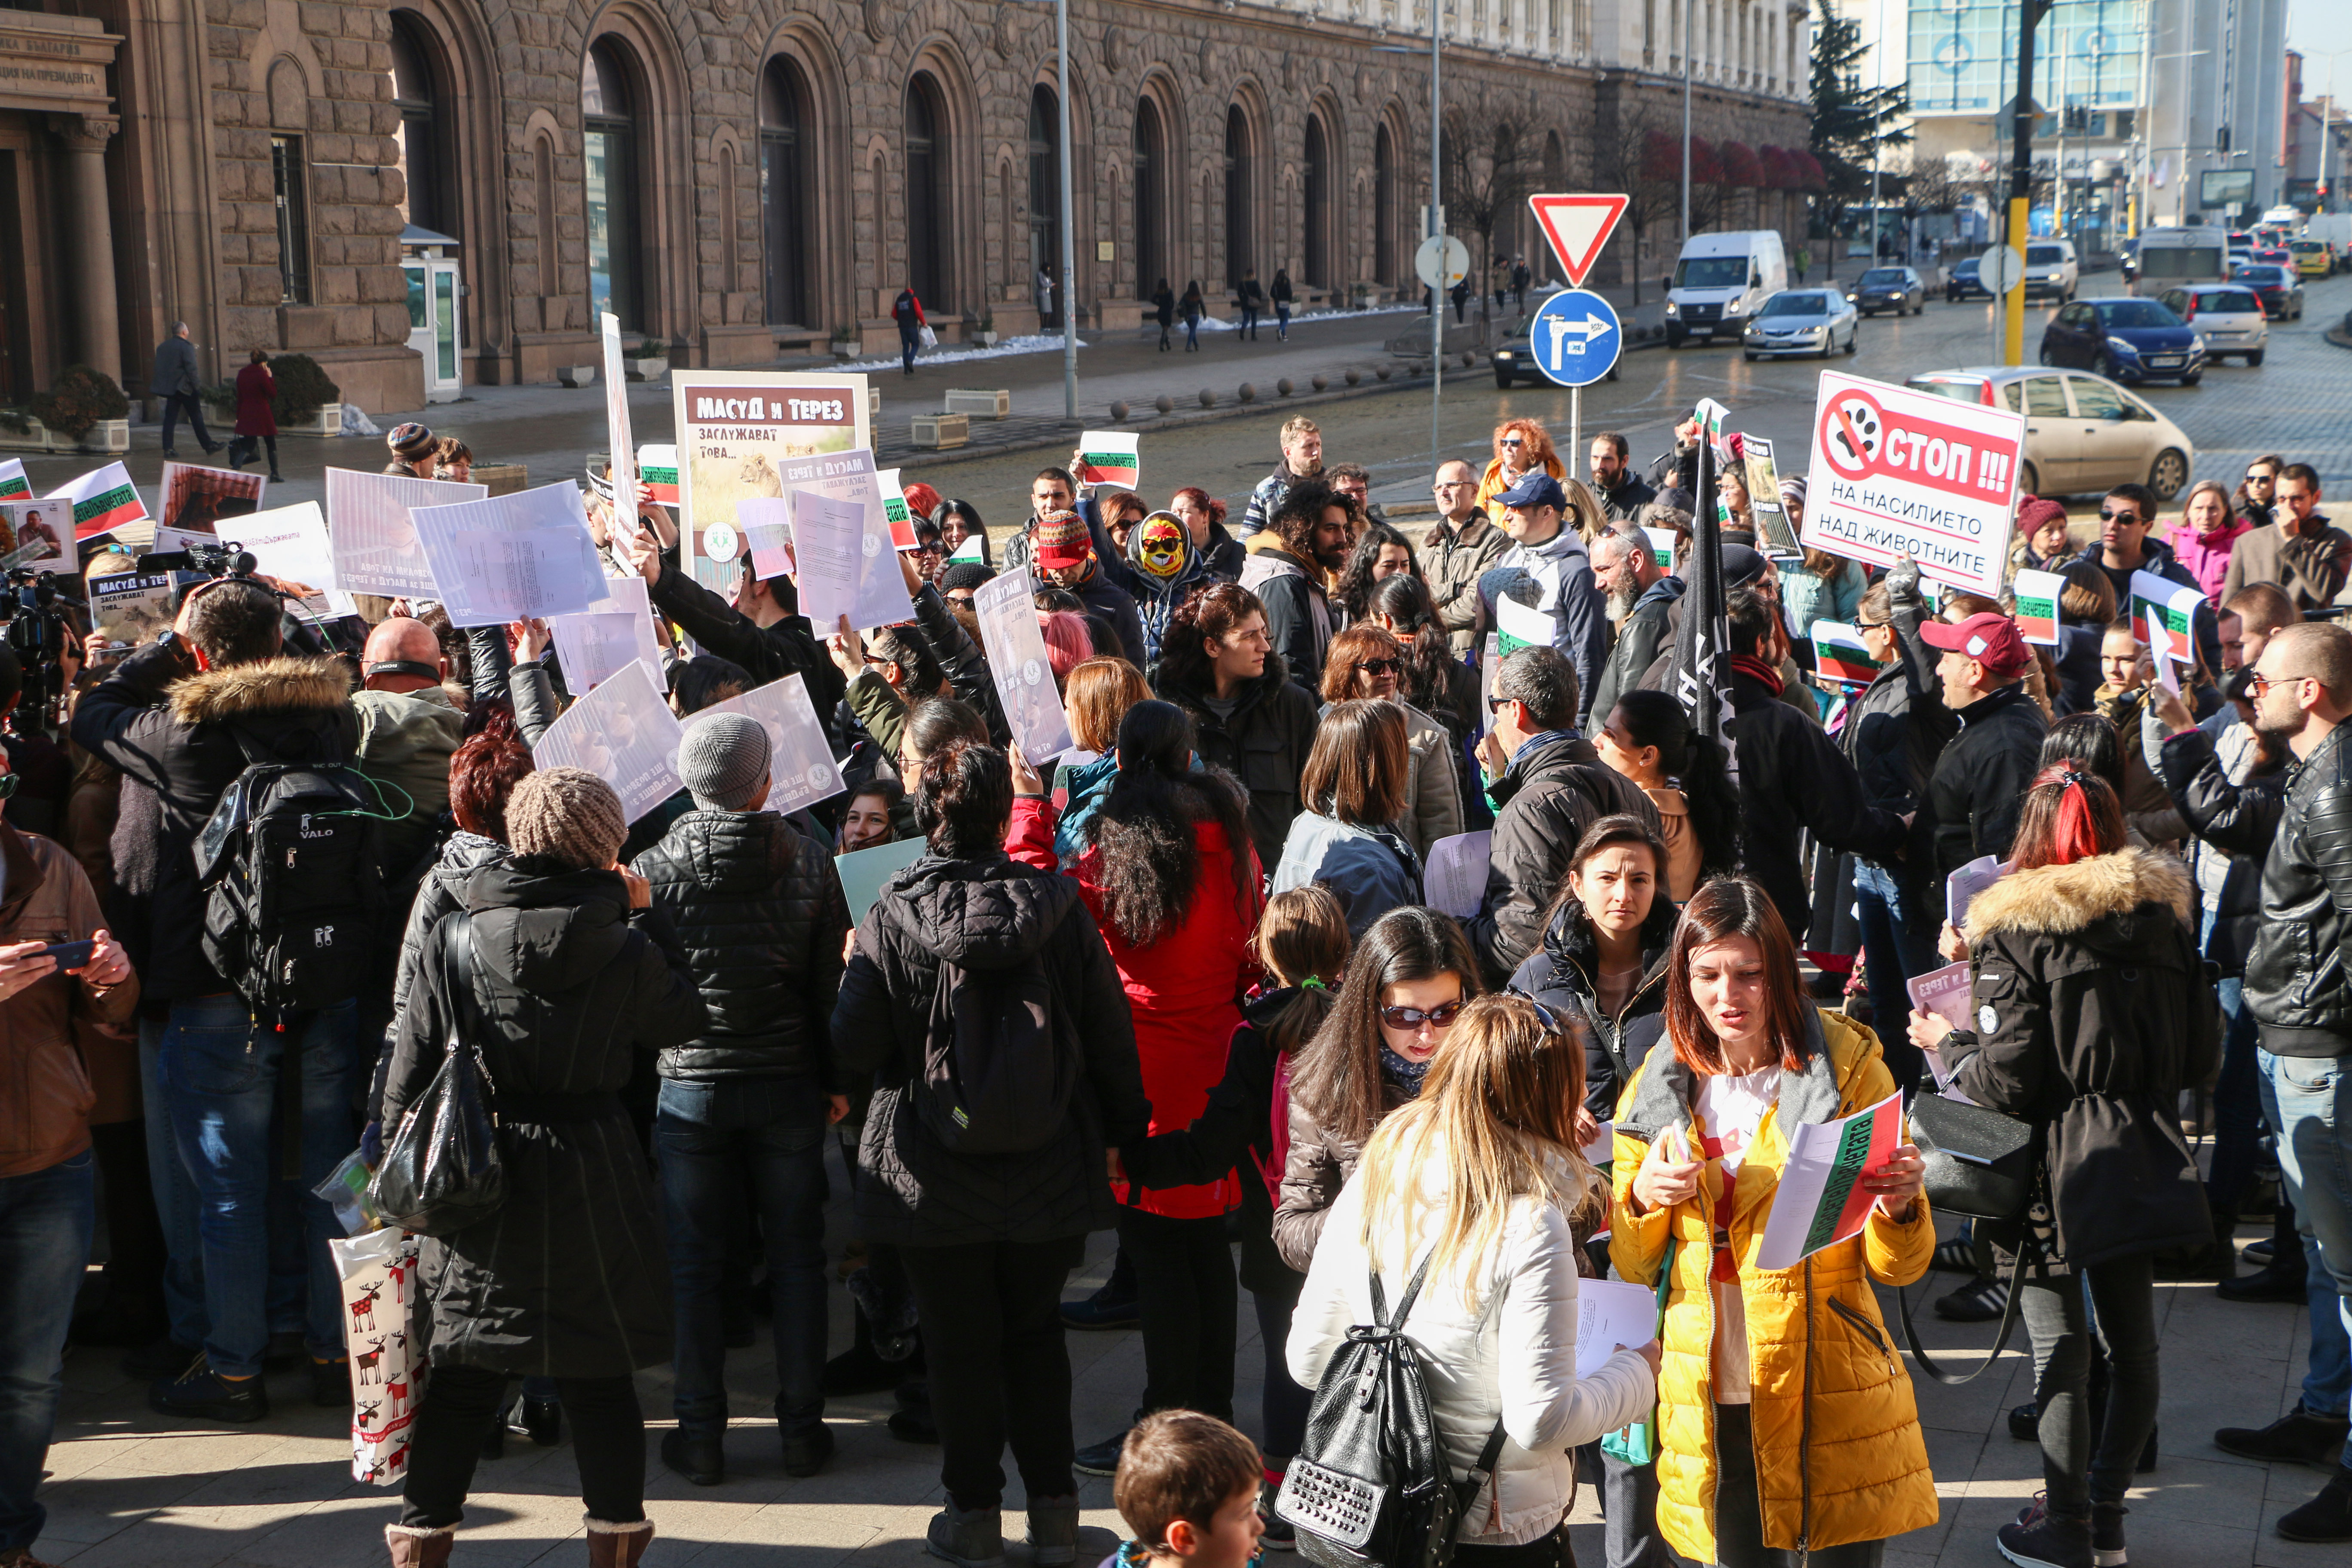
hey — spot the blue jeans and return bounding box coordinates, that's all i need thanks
[1853,859,1938,1087]
[139,1014,207,1348]
[0,1151,94,1556]
[900,328,919,372]
[1240,304,1260,338]
[655,1076,830,1438]
[1276,303,1292,337]
[161,995,360,1378]
[2260,1048,2352,1443]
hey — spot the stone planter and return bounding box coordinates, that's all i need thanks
[832,342,858,360]
[624,356,670,382]
[975,331,999,347]
[943,388,1011,420]
[911,412,969,450]
[556,365,597,388]
[282,405,344,438]
[77,419,129,455]
[0,419,49,453]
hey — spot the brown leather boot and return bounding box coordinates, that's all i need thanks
[584,1516,653,1567]
[385,1523,455,1566]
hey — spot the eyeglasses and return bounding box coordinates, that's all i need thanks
[1487,694,1516,714]
[1500,437,1525,448]
[1510,993,1568,1037]
[1379,1000,1464,1030]
[2097,508,2143,524]
[2245,472,2276,484]
[1354,658,1402,677]
[2248,669,2313,696]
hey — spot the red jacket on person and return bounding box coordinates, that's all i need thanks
[234,362,277,438]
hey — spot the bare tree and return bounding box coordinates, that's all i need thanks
[1590,101,1683,306]
[1441,101,1543,329]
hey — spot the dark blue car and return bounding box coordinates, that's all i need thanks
[2037,297,2206,386]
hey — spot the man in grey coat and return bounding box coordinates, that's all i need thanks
[153,322,220,458]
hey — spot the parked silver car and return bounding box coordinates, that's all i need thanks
[1906,366,2195,500]
[1741,288,1859,360]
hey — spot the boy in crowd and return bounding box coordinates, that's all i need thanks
[1111,1412,1266,1568]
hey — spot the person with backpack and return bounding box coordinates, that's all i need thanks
[830,738,1152,1568]
[1289,993,1661,1567]
[379,768,707,1568]
[71,578,376,1423]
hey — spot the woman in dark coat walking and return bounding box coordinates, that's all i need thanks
[230,349,280,481]
[831,738,1152,1568]
[380,769,707,1568]
[1152,278,1176,351]
[1915,765,2217,1568]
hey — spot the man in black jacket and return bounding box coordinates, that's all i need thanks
[634,713,852,1486]
[72,580,364,1424]
[1721,585,1908,945]
[626,514,845,720]
[1589,525,1670,723]
[1589,430,1658,522]
[1031,510,1148,668]
[1917,610,2047,885]
[1467,646,1659,986]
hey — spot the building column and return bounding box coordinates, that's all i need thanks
[53,113,122,386]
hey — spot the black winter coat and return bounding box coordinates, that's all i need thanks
[367,830,512,1121]
[1926,683,2047,885]
[830,851,1152,1247]
[1839,580,1955,881]
[1071,563,1150,669]
[70,644,358,1000]
[1590,577,1681,726]
[648,561,845,719]
[1724,668,1908,946]
[1159,658,1321,872]
[632,809,851,1086]
[382,862,708,1376]
[1467,732,1660,988]
[2158,716,2286,976]
[1946,848,2218,1267]
[1510,896,1675,1118]
[2238,723,2352,1056]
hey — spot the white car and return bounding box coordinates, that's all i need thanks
[2156,283,2269,365]
[1907,366,2195,499]
[1740,288,1860,359]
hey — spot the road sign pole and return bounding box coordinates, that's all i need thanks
[1569,384,1582,481]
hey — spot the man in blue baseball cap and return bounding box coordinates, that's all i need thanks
[1483,469,1610,728]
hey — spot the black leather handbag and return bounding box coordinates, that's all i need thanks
[1899,1092,2043,1385]
[368,916,505,1237]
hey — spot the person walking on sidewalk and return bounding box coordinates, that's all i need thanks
[1180,282,1205,352]
[1153,279,1176,352]
[1237,268,1266,340]
[227,350,280,481]
[1270,270,1294,340]
[894,286,926,377]
[153,322,220,458]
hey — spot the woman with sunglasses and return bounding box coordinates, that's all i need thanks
[1273,906,1480,1271]
[1612,877,1935,1568]
[1317,625,1463,856]
[1290,994,1660,1568]
[1475,419,1565,529]
[1271,700,1424,938]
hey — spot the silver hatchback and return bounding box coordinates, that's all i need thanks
[2158,283,2269,366]
[1742,289,1859,360]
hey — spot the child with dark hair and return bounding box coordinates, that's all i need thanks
[1110,1412,1266,1568]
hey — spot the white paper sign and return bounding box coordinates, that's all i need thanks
[601,313,635,499]
[530,658,684,824]
[0,498,69,572]
[736,496,797,579]
[326,469,488,597]
[411,482,607,626]
[973,565,1076,761]
[795,486,906,634]
[548,610,660,694]
[230,501,337,591]
[1574,1277,1661,1379]
[2148,606,2181,695]
[685,674,845,816]
[1945,854,2011,928]
[584,573,652,618]
[1422,830,1491,919]
[1803,371,2027,596]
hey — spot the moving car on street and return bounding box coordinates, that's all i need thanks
[1740,288,1859,360]
[1945,256,1990,301]
[2038,297,2207,385]
[1907,367,2195,501]
[2292,238,2336,277]
[2155,284,2269,365]
[1850,266,1925,315]
[2231,262,2305,320]
[2024,239,2079,301]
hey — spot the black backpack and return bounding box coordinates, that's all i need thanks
[915,945,1075,1155]
[1275,1251,1507,1568]
[196,731,386,1013]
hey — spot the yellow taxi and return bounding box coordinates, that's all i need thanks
[2292,238,2335,278]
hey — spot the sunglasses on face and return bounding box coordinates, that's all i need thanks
[2247,473,2275,484]
[1379,1000,1464,1029]
[1500,437,1525,448]
[1354,658,1402,677]
[2098,508,2142,524]
[2248,669,2310,696]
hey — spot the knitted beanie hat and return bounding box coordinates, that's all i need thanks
[387,423,437,462]
[2017,496,2070,539]
[506,767,627,870]
[1778,474,1808,511]
[940,561,997,595]
[1032,509,1092,570]
[678,712,772,811]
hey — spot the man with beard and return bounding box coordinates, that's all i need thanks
[1589,431,1657,522]
[1238,480,1348,689]
[1241,416,1323,538]
[1032,509,1148,668]
[1588,524,1671,722]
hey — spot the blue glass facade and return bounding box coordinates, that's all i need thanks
[1908,0,2145,119]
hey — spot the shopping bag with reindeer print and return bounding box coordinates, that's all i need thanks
[331,1227,429,1485]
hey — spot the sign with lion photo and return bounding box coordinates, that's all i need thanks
[671,372,872,594]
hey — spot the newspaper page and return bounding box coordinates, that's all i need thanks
[973,564,1076,760]
[530,658,684,824]
[686,674,845,816]
[326,469,489,597]
[411,482,606,626]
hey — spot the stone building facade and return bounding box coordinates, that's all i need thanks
[5,0,1808,410]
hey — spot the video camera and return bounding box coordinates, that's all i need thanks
[0,569,84,736]
[135,539,259,580]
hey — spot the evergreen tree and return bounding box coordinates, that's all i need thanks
[1809,0,1910,203]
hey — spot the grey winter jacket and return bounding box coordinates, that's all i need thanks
[1271,811,1424,938]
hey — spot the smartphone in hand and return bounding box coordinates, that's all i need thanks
[37,939,94,970]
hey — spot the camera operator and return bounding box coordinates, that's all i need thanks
[0,646,72,839]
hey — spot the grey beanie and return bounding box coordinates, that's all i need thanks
[679,712,772,811]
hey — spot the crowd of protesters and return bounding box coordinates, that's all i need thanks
[1,408,2349,1568]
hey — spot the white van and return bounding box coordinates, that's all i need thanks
[1664,230,1788,346]
[2024,238,2078,300]
[2135,226,2230,287]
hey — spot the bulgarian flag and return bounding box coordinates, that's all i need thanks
[46,461,147,541]
[636,444,678,506]
[1811,621,1876,686]
[1495,590,1552,655]
[949,533,987,563]
[2129,568,2202,667]
[1073,431,1140,490]
[876,468,919,551]
[0,458,28,502]
[1642,526,1676,570]
[2011,568,2064,646]
[1756,1090,1906,1270]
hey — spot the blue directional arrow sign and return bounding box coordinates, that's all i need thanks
[1527,289,1623,388]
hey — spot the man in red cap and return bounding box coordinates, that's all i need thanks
[1919,609,2049,886]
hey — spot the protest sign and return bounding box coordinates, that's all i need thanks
[950,533,987,564]
[1946,854,2010,927]
[876,468,921,551]
[160,462,266,533]
[1905,960,1974,1033]
[45,461,147,542]
[601,313,636,499]
[2011,568,2064,646]
[1738,435,1800,554]
[1803,371,2027,596]
[836,835,928,925]
[1495,593,1552,655]
[232,502,337,590]
[530,658,684,824]
[637,444,678,506]
[0,459,28,502]
[794,478,906,634]
[1422,831,1491,919]
[1754,1090,1905,1270]
[974,565,1078,760]
[2130,569,2204,668]
[584,573,651,618]
[2149,606,2182,695]
[686,674,845,816]
[548,610,660,694]
[0,500,68,572]
[410,482,605,626]
[734,496,797,579]
[326,469,488,597]
[1074,431,1141,489]
[89,572,179,647]
[1811,622,1876,686]
[672,372,870,593]
[1642,526,1676,570]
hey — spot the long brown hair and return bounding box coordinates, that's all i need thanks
[1065,657,1149,753]
[1300,699,1409,826]
[1254,885,1352,1060]
[1320,624,1406,704]
[1289,906,1481,1149]
[2008,763,2127,870]
[1663,878,1812,1076]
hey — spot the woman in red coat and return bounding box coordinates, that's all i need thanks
[1006,699,1263,1474]
[230,349,280,481]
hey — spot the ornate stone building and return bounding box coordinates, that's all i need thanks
[2,0,1807,410]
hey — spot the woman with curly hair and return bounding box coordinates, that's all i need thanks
[1475,418,1566,527]
[1332,522,1421,625]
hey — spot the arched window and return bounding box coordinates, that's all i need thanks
[1303,114,1330,288]
[1373,122,1396,285]
[903,73,947,309]
[582,40,643,329]
[759,55,815,327]
[1028,86,1061,325]
[388,12,449,234]
[1224,105,1253,290]
[1133,100,1166,300]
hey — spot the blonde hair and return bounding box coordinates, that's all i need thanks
[1353,993,1601,1305]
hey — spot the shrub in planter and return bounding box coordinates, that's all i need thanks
[29,365,129,440]
[268,353,341,425]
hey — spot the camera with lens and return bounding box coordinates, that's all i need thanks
[0,570,83,736]
[136,539,258,579]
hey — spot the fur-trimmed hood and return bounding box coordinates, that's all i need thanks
[1962,846,2193,943]
[168,655,353,726]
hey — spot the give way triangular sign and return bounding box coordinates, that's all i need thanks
[1527,193,1629,288]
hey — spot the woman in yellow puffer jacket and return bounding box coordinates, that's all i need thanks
[1610,878,1939,1567]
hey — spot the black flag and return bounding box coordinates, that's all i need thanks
[1670,419,1730,743]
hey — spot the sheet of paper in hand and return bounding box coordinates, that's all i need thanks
[876,468,921,550]
[1074,431,1141,489]
[974,565,1076,760]
[411,482,606,626]
[1945,854,2011,928]
[548,610,660,693]
[585,574,652,617]
[836,835,929,925]
[1812,621,1876,686]
[90,572,181,647]
[1905,959,1974,1032]
[327,469,488,597]
[2129,569,2204,669]
[686,674,844,815]
[601,313,636,497]
[2011,569,2064,646]
[735,496,797,579]
[637,444,678,507]
[1754,1090,1905,1270]
[232,502,337,591]
[793,483,906,635]
[2147,605,2182,695]
[1574,1277,1662,1378]
[0,498,70,572]
[530,658,685,824]
[1422,830,1491,919]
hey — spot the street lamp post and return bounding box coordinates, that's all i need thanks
[1378,3,1442,471]
[1680,0,1693,243]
